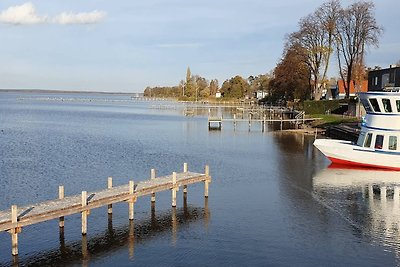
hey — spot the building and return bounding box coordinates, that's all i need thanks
[368,65,400,91]
[255,90,268,100]
[337,80,368,99]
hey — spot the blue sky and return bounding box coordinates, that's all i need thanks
[0,1,399,93]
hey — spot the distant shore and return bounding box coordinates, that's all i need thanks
[0,89,137,95]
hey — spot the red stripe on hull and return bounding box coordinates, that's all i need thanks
[327,157,400,171]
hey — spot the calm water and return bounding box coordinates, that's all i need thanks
[1,92,400,266]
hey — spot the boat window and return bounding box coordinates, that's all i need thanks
[360,98,372,113]
[357,132,366,146]
[389,136,397,150]
[364,133,373,148]
[369,98,381,112]
[382,99,392,112]
[375,135,384,149]
[397,100,400,112]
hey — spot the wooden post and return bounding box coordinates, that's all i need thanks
[151,169,156,203]
[183,162,188,173]
[205,165,210,198]
[11,205,18,256]
[59,185,65,228]
[172,172,177,207]
[233,114,236,129]
[81,191,87,235]
[183,163,188,194]
[129,181,135,220]
[108,177,113,214]
[262,115,266,132]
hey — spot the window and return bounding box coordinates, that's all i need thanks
[397,100,400,112]
[360,98,372,113]
[364,133,373,148]
[357,132,366,146]
[374,76,378,86]
[382,99,392,112]
[369,98,381,112]
[375,135,384,149]
[389,136,397,150]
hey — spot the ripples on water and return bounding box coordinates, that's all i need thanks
[0,92,399,266]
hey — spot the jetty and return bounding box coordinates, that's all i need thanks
[208,114,320,131]
[0,163,211,256]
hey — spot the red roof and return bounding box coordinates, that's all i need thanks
[338,80,368,94]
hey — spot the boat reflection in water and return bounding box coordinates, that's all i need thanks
[313,164,400,256]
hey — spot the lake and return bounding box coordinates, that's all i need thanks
[0,92,399,266]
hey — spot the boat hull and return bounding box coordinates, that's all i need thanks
[313,139,400,171]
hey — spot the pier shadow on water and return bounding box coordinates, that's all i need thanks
[5,198,210,267]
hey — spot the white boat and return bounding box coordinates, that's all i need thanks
[314,91,400,170]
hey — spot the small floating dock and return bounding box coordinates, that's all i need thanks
[208,117,222,130]
[0,163,211,256]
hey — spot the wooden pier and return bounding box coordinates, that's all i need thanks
[0,163,211,256]
[208,115,320,131]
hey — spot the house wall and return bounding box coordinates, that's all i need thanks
[368,67,400,91]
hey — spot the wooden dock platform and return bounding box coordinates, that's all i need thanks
[208,115,320,131]
[0,163,211,256]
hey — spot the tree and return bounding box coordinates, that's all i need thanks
[289,0,340,100]
[209,79,219,96]
[335,1,383,98]
[220,76,249,98]
[269,43,311,102]
[184,67,195,97]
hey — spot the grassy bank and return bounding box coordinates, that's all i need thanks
[308,114,360,128]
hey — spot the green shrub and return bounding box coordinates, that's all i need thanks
[303,99,349,114]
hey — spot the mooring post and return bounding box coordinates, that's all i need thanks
[183,163,188,194]
[107,177,113,214]
[10,205,18,256]
[129,181,135,220]
[205,165,210,198]
[151,169,156,203]
[59,185,65,228]
[233,114,236,129]
[81,191,87,235]
[172,172,177,207]
[262,115,266,132]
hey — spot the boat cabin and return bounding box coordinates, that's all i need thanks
[357,131,398,151]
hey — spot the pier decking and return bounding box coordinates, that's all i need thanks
[208,115,320,131]
[0,163,211,256]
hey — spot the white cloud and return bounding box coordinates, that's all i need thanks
[0,2,47,25]
[0,2,106,25]
[53,10,106,25]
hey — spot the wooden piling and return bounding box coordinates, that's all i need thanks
[81,191,87,235]
[151,169,156,202]
[205,165,210,198]
[108,177,113,214]
[129,181,135,220]
[59,185,65,228]
[183,163,188,194]
[11,205,18,256]
[172,172,177,207]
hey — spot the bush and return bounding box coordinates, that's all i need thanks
[303,99,349,114]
